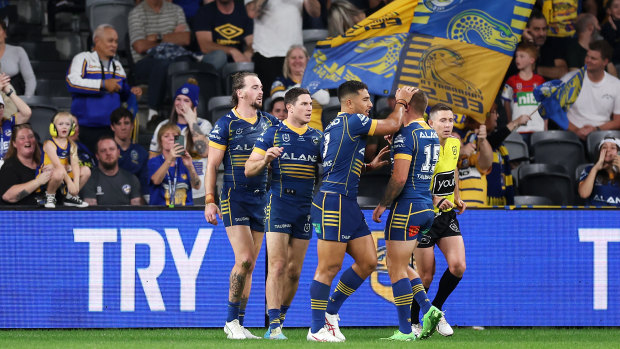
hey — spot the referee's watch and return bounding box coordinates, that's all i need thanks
[156,33,163,43]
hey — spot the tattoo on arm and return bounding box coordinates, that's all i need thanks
[194,140,207,156]
[191,123,205,136]
[15,190,29,201]
[379,177,404,207]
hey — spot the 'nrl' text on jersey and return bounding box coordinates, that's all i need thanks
[320,112,377,198]
[209,108,279,190]
[392,118,439,204]
[253,120,322,200]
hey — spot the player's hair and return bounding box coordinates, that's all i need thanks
[156,122,181,152]
[527,8,546,27]
[110,107,134,124]
[328,0,365,37]
[516,41,539,60]
[5,123,41,164]
[269,96,284,113]
[589,40,613,61]
[409,90,428,116]
[337,80,368,102]
[428,103,453,120]
[283,45,309,80]
[231,71,259,107]
[95,134,116,154]
[284,87,311,107]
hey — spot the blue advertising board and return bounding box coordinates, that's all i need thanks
[0,209,618,328]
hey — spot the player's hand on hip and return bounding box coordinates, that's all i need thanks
[204,203,221,225]
[372,204,386,223]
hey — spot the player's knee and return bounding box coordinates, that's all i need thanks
[360,259,377,276]
[449,261,466,278]
[286,268,301,283]
[238,258,254,272]
[323,264,342,279]
[268,259,286,275]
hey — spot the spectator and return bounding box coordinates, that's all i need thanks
[566,40,620,140]
[578,136,620,206]
[501,42,546,144]
[0,21,36,96]
[68,114,96,169]
[245,0,320,97]
[173,0,203,24]
[0,124,51,205]
[66,24,142,154]
[129,0,192,126]
[110,107,149,198]
[457,116,493,207]
[601,0,620,67]
[194,0,253,70]
[521,9,568,80]
[566,13,617,75]
[148,122,200,206]
[0,73,32,167]
[268,96,287,120]
[327,0,365,37]
[149,79,211,203]
[270,45,329,130]
[81,135,143,206]
[41,112,91,208]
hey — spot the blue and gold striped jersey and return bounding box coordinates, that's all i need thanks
[319,112,378,198]
[253,120,322,201]
[392,118,439,205]
[209,108,279,191]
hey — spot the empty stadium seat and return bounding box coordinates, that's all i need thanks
[51,96,73,111]
[517,163,573,205]
[221,62,254,95]
[513,195,553,206]
[21,41,60,61]
[585,130,620,162]
[36,79,71,97]
[530,131,585,180]
[87,0,134,57]
[207,96,232,124]
[321,96,341,128]
[20,96,58,141]
[17,0,43,25]
[302,29,328,55]
[504,131,529,162]
[30,60,71,79]
[55,32,84,60]
[168,61,222,119]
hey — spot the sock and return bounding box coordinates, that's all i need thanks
[226,301,240,323]
[326,268,364,315]
[392,278,413,334]
[148,109,158,120]
[411,278,431,315]
[268,308,281,331]
[432,268,462,310]
[410,286,429,324]
[238,308,246,326]
[310,280,330,333]
[279,304,290,326]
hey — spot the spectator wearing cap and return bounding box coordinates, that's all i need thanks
[149,79,212,204]
[0,73,32,168]
[66,24,142,154]
[578,137,620,207]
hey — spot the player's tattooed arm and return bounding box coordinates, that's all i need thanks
[190,123,208,157]
[379,176,405,207]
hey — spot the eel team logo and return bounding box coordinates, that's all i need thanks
[423,0,463,12]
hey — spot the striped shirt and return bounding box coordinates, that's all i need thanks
[128,1,189,62]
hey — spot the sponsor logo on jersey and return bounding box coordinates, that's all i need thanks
[408,225,420,237]
[432,170,456,196]
[281,153,317,162]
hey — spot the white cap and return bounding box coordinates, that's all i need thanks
[598,137,620,151]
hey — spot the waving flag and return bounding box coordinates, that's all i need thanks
[302,0,535,123]
[533,66,586,130]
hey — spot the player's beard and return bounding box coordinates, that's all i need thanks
[251,99,262,110]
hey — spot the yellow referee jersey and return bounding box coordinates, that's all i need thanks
[430,137,460,213]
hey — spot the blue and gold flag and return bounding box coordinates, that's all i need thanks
[302,0,535,123]
[533,66,586,130]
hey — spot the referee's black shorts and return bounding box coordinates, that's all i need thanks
[417,210,461,248]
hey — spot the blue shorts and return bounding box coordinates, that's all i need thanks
[384,200,434,241]
[220,186,267,232]
[265,194,312,240]
[311,192,371,243]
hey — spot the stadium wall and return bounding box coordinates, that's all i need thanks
[0,208,618,328]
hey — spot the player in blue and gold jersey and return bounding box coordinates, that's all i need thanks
[245,88,322,340]
[307,81,417,342]
[372,92,443,341]
[204,72,279,340]
[411,103,467,338]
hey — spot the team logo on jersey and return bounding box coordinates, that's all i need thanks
[282,133,290,142]
[394,134,405,144]
[4,128,10,137]
[96,186,103,195]
[236,128,243,134]
[304,223,311,233]
[312,136,320,145]
[131,150,139,161]
[357,114,370,126]
[122,184,131,195]
[452,146,457,155]
[212,125,221,134]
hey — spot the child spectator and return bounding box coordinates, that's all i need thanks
[148,123,200,206]
[41,112,91,208]
[502,42,546,144]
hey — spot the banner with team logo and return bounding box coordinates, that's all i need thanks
[302,0,535,123]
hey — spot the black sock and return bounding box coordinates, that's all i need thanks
[411,286,429,324]
[432,268,462,310]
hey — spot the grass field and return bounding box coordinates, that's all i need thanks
[1,327,619,348]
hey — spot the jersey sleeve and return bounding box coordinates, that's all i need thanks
[208,118,230,150]
[392,129,413,161]
[348,113,378,136]
[252,126,276,156]
[578,165,593,182]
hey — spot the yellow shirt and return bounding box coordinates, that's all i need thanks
[431,137,460,213]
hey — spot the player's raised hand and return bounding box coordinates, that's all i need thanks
[264,146,284,164]
[372,204,387,223]
[204,202,222,225]
[394,85,418,104]
[367,145,390,171]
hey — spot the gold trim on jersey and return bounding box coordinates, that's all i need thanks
[232,107,257,125]
[283,120,308,135]
[394,153,412,161]
[209,140,227,151]
[252,147,266,156]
